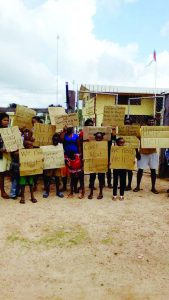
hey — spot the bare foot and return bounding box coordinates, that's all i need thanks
[79,193,85,199]
[67,193,74,198]
[1,192,10,199]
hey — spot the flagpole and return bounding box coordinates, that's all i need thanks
[153,50,157,118]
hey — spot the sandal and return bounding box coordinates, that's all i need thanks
[133,187,140,192]
[20,199,25,204]
[97,194,103,200]
[119,196,124,201]
[112,196,117,201]
[88,194,93,199]
[151,189,159,194]
[30,198,37,203]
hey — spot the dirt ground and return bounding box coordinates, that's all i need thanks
[0,172,169,300]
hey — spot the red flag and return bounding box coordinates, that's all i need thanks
[153,50,156,62]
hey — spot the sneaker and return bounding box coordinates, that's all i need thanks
[56,192,64,198]
[43,191,49,198]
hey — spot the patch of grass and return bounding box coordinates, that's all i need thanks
[101,238,113,245]
[37,226,88,248]
[6,226,89,249]
[6,231,31,248]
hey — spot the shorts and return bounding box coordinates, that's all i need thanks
[0,153,11,172]
[137,153,159,170]
[44,169,61,177]
[61,166,70,177]
[19,176,34,186]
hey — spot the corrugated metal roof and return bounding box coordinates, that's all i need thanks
[80,84,169,95]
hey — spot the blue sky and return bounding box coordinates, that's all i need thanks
[0,0,169,107]
[94,0,169,59]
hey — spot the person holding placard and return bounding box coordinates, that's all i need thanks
[32,116,43,127]
[0,113,11,199]
[124,116,134,191]
[133,116,159,194]
[19,136,37,204]
[61,126,81,193]
[88,132,106,200]
[65,151,84,199]
[79,118,97,191]
[112,137,127,201]
[43,133,64,199]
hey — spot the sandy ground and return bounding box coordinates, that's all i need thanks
[0,173,169,300]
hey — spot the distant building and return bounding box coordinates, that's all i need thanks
[79,84,169,125]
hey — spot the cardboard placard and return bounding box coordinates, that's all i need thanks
[83,98,94,116]
[13,105,36,129]
[102,106,125,126]
[54,113,79,130]
[33,123,56,147]
[83,141,108,173]
[121,136,140,148]
[110,146,135,170]
[118,125,140,137]
[40,145,65,169]
[141,138,169,148]
[48,107,66,125]
[0,126,23,152]
[83,126,112,141]
[19,148,43,176]
[141,126,169,148]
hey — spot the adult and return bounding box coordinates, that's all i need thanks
[0,113,11,199]
[133,116,159,194]
[124,116,134,191]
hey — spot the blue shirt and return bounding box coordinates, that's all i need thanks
[64,133,79,156]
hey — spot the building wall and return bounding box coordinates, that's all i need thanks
[95,94,154,126]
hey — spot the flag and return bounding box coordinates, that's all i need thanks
[153,50,156,62]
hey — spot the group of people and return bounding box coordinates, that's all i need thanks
[0,111,161,204]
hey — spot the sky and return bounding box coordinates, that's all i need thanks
[0,0,169,108]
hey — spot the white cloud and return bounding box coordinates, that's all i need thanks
[0,0,168,109]
[161,21,169,36]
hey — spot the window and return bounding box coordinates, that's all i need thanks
[118,95,141,105]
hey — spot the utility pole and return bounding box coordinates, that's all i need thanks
[56,34,59,105]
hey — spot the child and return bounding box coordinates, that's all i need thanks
[19,137,37,204]
[0,113,11,199]
[10,150,20,199]
[43,133,64,198]
[65,151,84,199]
[88,132,106,200]
[112,137,126,201]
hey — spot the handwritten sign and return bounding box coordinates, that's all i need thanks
[40,145,65,169]
[0,126,23,152]
[48,107,66,125]
[102,106,125,126]
[83,126,112,141]
[121,136,140,148]
[83,98,94,116]
[13,105,36,129]
[19,148,43,176]
[33,123,56,147]
[141,126,169,148]
[110,146,135,170]
[118,125,140,137]
[83,141,108,173]
[54,113,79,130]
